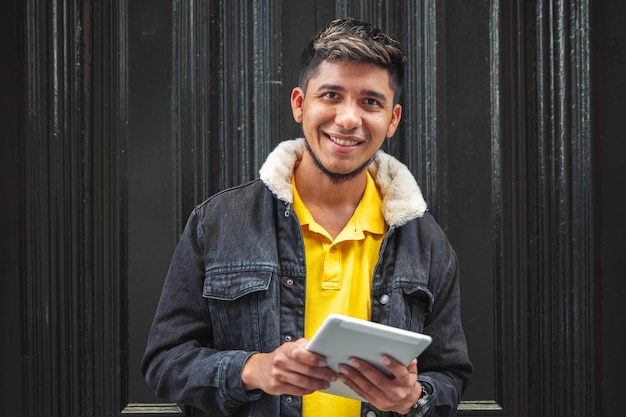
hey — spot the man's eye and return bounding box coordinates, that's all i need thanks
[325,92,338,99]
[365,98,379,106]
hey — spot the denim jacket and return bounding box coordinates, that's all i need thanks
[142,139,472,417]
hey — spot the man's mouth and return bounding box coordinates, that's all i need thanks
[328,135,358,147]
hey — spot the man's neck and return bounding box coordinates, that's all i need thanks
[293,157,367,239]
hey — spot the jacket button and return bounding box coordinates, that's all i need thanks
[366,411,377,417]
[285,396,293,403]
[379,294,390,305]
[285,335,293,342]
[286,278,294,286]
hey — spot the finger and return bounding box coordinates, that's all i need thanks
[274,341,338,386]
[277,369,332,394]
[338,357,419,411]
[380,356,417,381]
[347,357,393,385]
[337,361,385,403]
[291,338,329,368]
[263,351,333,395]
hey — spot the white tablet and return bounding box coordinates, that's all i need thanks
[305,313,432,401]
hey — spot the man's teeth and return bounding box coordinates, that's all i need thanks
[330,136,358,146]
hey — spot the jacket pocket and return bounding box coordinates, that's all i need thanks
[203,268,278,351]
[375,282,434,333]
[401,283,434,314]
[203,268,272,301]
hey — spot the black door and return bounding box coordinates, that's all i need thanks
[3,1,624,416]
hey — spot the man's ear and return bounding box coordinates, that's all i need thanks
[386,103,403,138]
[290,87,305,123]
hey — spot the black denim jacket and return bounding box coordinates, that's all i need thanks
[142,139,472,417]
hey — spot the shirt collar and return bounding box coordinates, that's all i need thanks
[291,172,386,237]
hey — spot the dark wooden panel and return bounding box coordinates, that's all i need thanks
[595,1,626,416]
[493,0,598,416]
[173,0,285,225]
[19,0,130,415]
[21,1,89,415]
[444,0,496,405]
[0,0,21,415]
[126,0,177,411]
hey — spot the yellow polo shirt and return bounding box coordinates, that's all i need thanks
[292,173,386,417]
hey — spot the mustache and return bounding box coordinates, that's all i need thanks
[303,139,378,184]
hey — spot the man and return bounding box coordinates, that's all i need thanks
[142,17,472,417]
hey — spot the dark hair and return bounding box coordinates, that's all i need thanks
[299,18,406,103]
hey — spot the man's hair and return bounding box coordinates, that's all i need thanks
[299,17,406,103]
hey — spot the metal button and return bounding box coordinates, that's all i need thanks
[366,411,377,417]
[285,335,293,342]
[286,278,294,286]
[285,396,293,403]
[379,294,390,305]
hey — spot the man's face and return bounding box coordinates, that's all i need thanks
[291,60,402,183]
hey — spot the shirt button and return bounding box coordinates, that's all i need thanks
[330,246,337,253]
[379,294,390,305]
[285,335,293,342]
[366,411,377,417]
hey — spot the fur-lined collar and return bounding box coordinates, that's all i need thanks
[259,138,427,227]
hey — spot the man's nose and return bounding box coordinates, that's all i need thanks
[335,101,362,130]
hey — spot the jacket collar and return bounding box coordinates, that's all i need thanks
[259,138,427,227]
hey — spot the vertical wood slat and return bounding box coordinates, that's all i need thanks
[534,1,596,416]
[489,0,508,411]
[495,0,532,414]
[22,0,127,415]
[23,1,83,416]
[173,0,284,232]
[0,0,21,413]
[495,0,597,416]
[400,0,444,220]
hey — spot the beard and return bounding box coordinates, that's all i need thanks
[303,139,377,184]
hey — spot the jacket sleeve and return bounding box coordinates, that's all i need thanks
[417,223,472,417]
[368,215,472,417]
[141,209,262,415]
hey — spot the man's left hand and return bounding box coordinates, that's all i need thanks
[337,356,421,415]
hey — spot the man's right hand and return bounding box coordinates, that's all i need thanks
[241,338,338,396]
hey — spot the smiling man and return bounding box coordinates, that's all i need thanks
[142,18,472,417]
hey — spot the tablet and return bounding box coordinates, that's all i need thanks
[305,313,432,402]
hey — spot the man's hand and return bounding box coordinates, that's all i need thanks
[241,338,338,396]
[337,356,421,415]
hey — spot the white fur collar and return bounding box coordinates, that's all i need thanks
[259,139,427,227]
